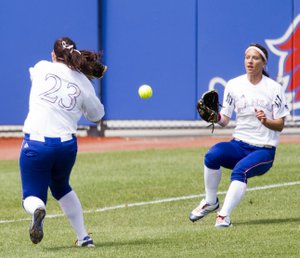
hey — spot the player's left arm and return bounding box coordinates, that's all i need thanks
[257,84,290,132]
[255,108,285,132]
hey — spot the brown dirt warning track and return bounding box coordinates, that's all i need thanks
[0,134,299,161]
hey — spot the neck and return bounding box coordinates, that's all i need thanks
[247,74,263,85]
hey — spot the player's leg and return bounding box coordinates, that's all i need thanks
[50,137,94,247]
[58,191,94,247]
[189,140,246,222]
[215,180,245,227]
[216,147,276,227]
[19,138,53,244]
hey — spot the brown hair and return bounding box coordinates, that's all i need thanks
[53,37,106,79]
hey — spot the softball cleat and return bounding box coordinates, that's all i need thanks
[189,198,219,222]
[215,213,232,228]
[76,235,95,247]
[29,207,46,244]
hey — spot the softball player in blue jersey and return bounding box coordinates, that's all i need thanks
[189,43,290,227]
[19,37,107,246]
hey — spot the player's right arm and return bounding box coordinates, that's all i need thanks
[217,81,234,127]
[217,113,230,127]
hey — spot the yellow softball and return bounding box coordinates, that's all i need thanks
[138,84,153,99]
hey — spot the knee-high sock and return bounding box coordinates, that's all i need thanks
[23,196,46,215]
[219,180,247,217]
[204,165,221,204]
[58,191,88,240]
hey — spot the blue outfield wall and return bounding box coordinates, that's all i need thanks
[102,0,299,122]
[0,0,99,125]
[197,0,294,120]
[1,0,300,125]
[101,0,197,120]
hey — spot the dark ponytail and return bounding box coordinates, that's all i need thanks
[53,37,106,80]
[262,69,270,77]
[79,50,107,79]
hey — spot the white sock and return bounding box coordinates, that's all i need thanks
[204,165,221,204]
[219,180,247,217]
[23,196,46,215]
[58,191,88,240]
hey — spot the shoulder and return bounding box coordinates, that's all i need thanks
[29,60,54,79]
[228,74,247,84]
[227,74,247,85]
[263,76,280,86]
[262,76,283,92]
[71,71,96,94]
[71,70,92,85]
[32,60,53,69]
[30,60,53,73]
[225,74,246,90]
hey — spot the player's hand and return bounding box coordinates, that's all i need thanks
[255,108,267,124]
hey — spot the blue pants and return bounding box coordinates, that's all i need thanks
[19,134,77,204]
[204,139,276,183]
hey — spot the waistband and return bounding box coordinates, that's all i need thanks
[234,138,274,149]
[24,133,75,143]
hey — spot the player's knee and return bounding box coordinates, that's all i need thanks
[50,185,72,200]
[204,148,221,169]
[231,170,247,183]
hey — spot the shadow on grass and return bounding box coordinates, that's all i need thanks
[236,217,300,225]
[45,238,162,251]
[98,238,162,247]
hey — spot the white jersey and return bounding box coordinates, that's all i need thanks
[23,60,105,137]
[221,74,290,147]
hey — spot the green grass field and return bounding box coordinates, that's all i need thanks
[0,143,300,257]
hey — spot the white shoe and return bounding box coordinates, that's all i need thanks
[189,198,219,222]
[215,213,232,228]
[76,236,95,247]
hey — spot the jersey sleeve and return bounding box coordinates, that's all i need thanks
[272,84,290,119]
[220,81,235,118]
[29,61,49,81]
[82,82,105,122]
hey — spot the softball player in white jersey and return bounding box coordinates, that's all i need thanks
[189,43,290,227]
[19,37,106,247]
